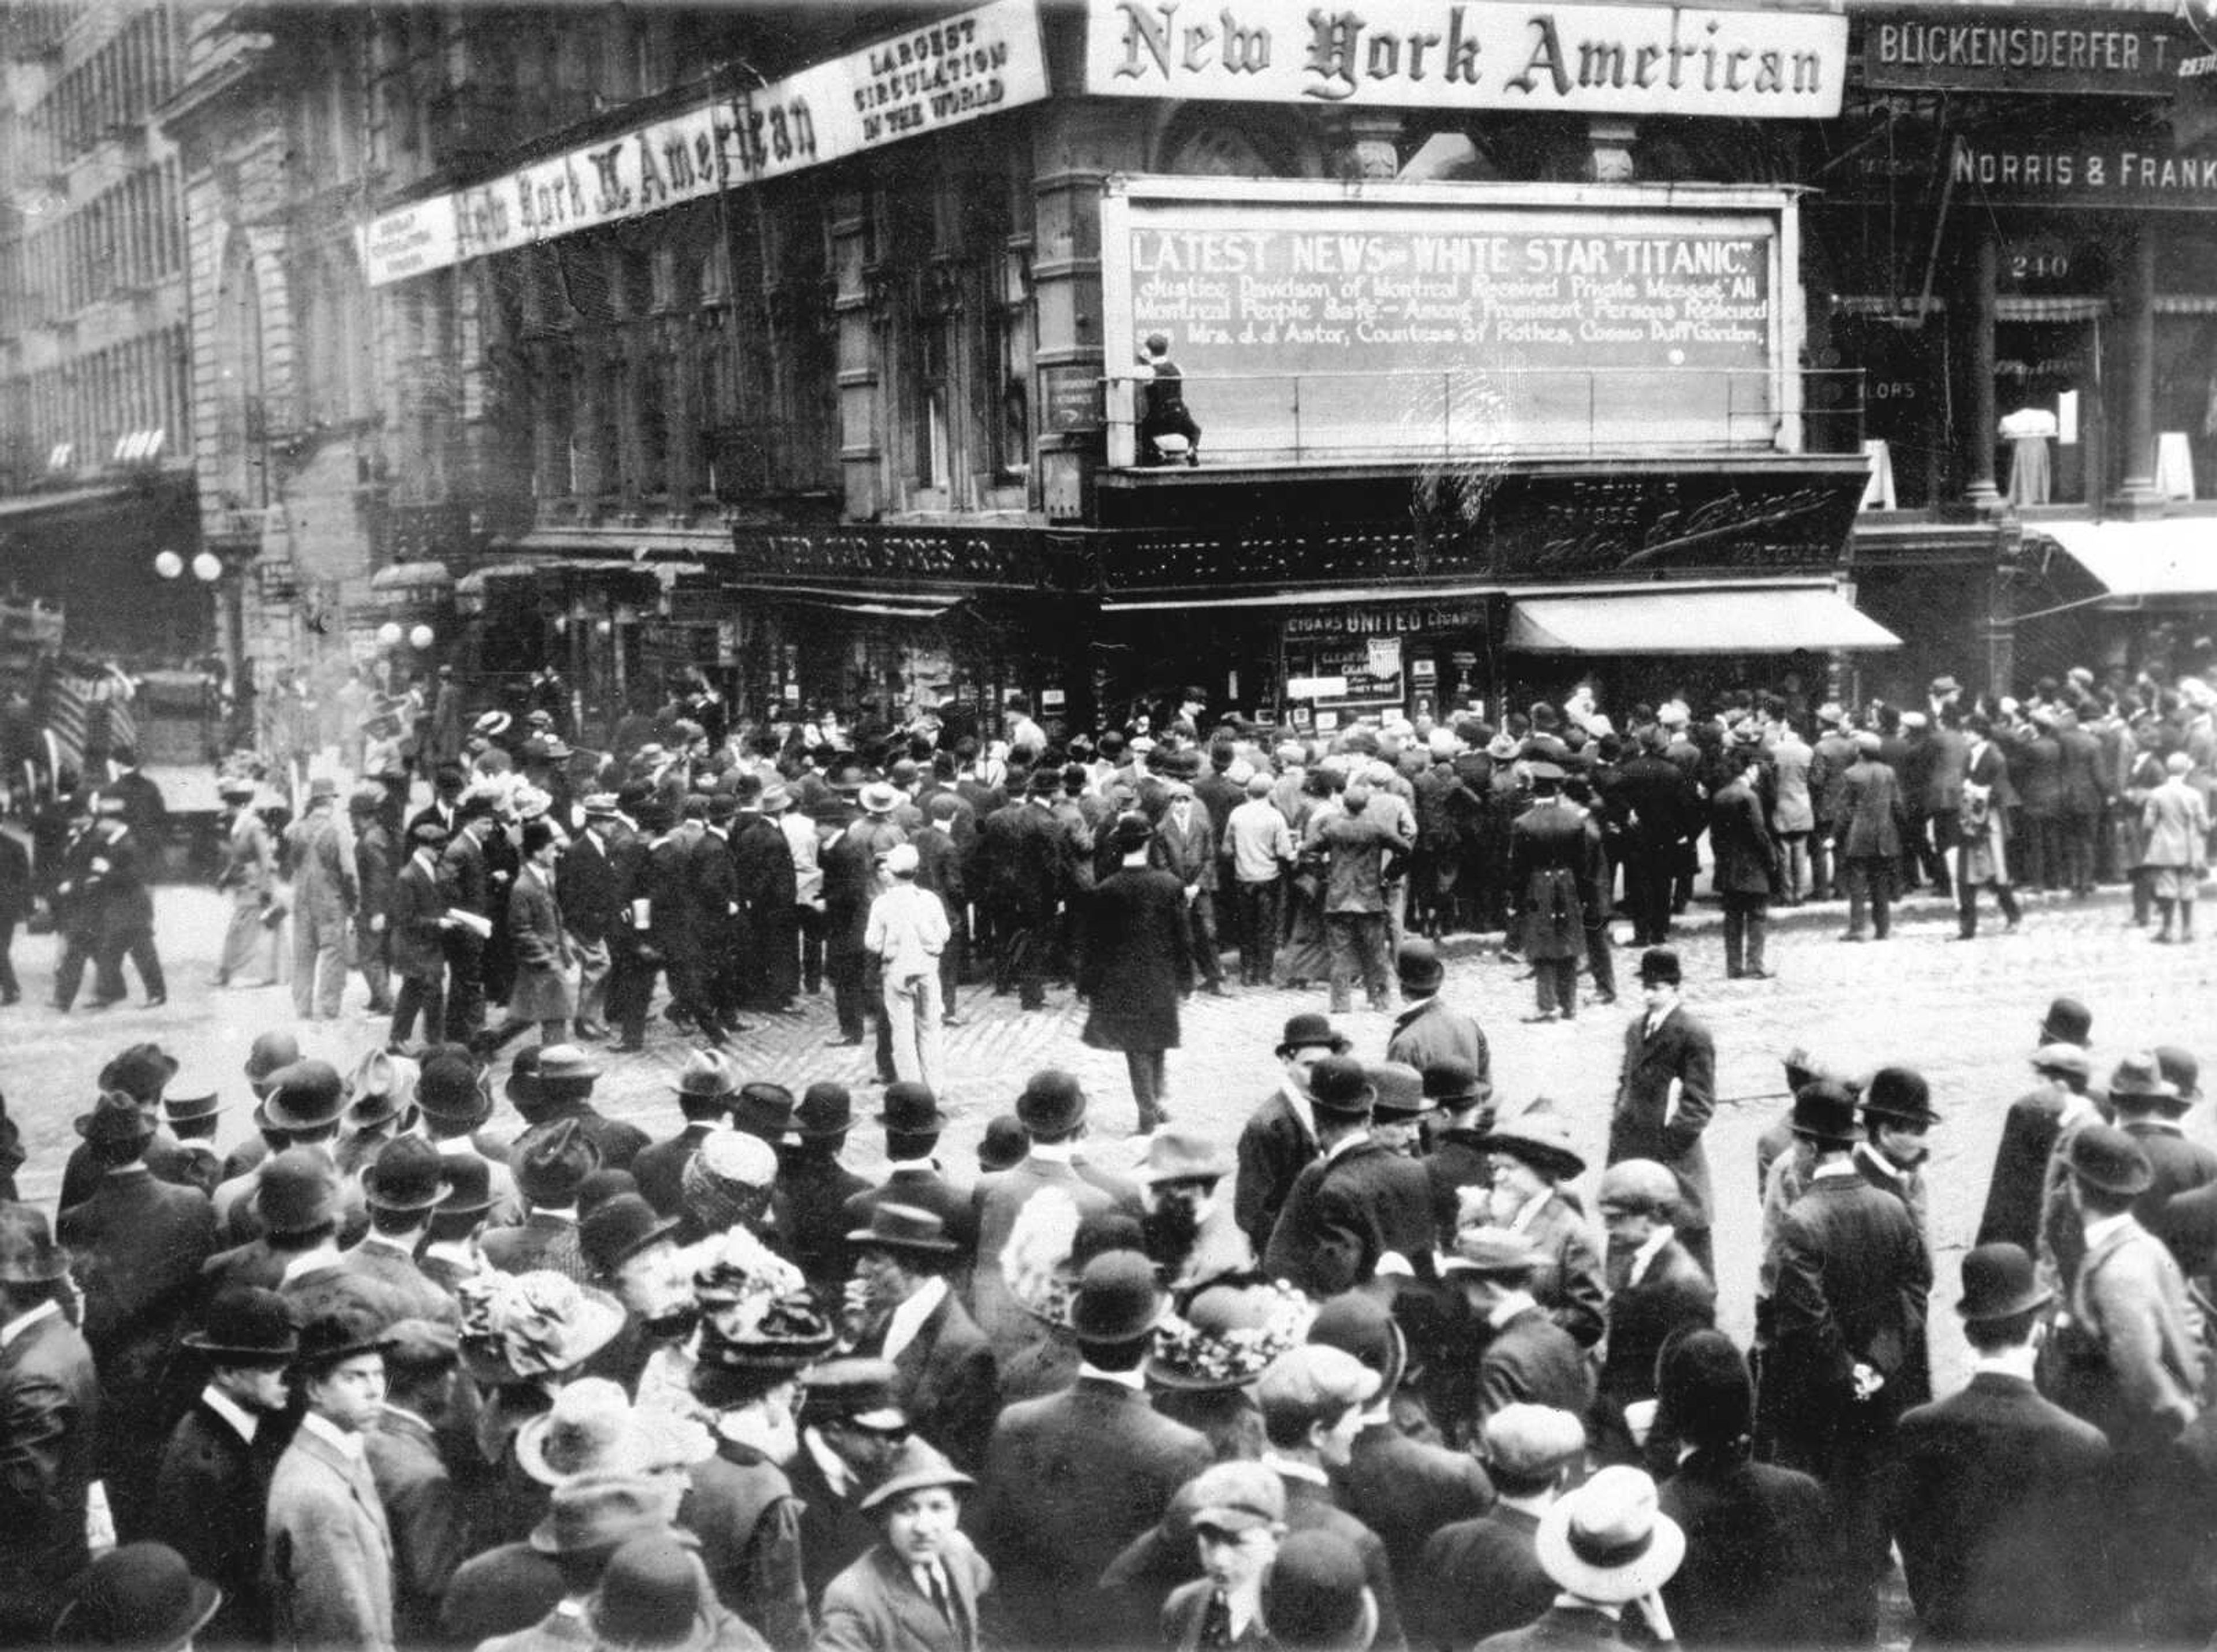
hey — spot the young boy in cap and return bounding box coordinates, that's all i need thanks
[818,1437,990,1652]
[1161,1460,1286,1651]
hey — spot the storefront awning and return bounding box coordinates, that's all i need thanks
[1508,586,1901,653]
[2033,520,2217,600]
[756,584,962,620]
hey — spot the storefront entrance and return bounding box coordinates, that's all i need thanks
[1995,314,2102,506]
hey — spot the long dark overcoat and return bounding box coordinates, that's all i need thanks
[1078,864,1192,1051]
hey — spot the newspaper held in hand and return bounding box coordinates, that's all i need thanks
[446,907,493,941]
[1663,1076,1684,1130]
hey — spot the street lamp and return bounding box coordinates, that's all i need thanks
[152,549,184,579]
[410,624,434,650]
[378,621,404,648]
[192,551,222,583]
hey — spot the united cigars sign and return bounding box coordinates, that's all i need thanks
[1084,0,1846,117]
[363,0,1046,286]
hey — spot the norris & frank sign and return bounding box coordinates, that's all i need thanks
[1083,0,1846,117]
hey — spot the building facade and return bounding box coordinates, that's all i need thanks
[8,0,2207,756]
[0,0,200,672]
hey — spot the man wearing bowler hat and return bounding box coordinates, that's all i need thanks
[1978,1041,2097,1255]
[1263,1054,1434,1299]
[1386,938,1493,1086]
[59,1087,219,1537]
[844,1082,971,1255]
[1234,1013,1351,1256]
[0,1204,100,1642]
[968,1071,1143,1366]
[340,1135,462,1327]
[2104,1052,2217,1228]
[846,1204,997,1472]
[156,1286,298,1644]
[387,818,454,1050]
[1853,1066,1939,1244]
[979,1250,1212,1650]
[486,1118,602,1284]
[632,1049,737,1218]
[2048,1124,2203,1456]
[523,1044,647,1173]
[777,1082,872,1300]
[1891,1244,2114,1647]
[1607,949,1718,1276]
[1762,1078,1929,1642]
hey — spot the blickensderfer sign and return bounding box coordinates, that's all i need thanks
[1083,0,1846,118]
[1099,178,1800,465]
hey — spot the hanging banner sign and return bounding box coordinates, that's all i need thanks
[1083,0,1846,118]
[362,0,1047,285]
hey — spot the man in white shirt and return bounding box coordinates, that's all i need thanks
[867,844,952,1094]
[1223,772,1296,986]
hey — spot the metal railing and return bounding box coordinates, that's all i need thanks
[1105,367,1868,468]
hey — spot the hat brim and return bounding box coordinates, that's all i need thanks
[1533,1500,1686,1604]
[846,1229,961,1255]
[293,1334,394,1371]
[789,1119,854,1140]
[420,1095,494,1130]
[858,1463,976,1513]
[1275,1036,1354,1059]
[872,1108,948,1131]
[1789,1122,1858,1147]
[1958,1282,2054,1323]
[263,1098,349,1133]
[181,1332,300,1364]
[365,1183,449,1214]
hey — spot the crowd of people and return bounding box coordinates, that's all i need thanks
[185,659,2217,1125]
[1,954,2213,1652]
[0,662,2211,1651]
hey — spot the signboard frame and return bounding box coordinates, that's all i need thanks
[1098,176,1805,464]
[1856,7,2190,96]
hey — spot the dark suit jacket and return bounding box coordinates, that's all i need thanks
[1151,803,1219,892]
[2121,1120,2217,1233]
[815,1535,991,1652]
[58,1168,217,1426]
[1425,1127,1495,1249]
[978,801,1061,920]
[1596,1237,1716,1421]
[1416,1504,1552,1652]
[979,1377,1212,1650]
[389,855,446,978]
[856,1286,998,1472]
[789,1437,882,1607]
[634,1121,717,1218]
[0,1308,99,1639]
[154,1397,276,1644]
[1472,1304,1594,1434]
[1234,1088,1317,1254]
[337,1237,463,1327]
[557,829,626,941]
[1834,758,1906,860]
[1279,1472,1406,1652]
[1977,1085,2073,1252]
[681,1442,809,1652]
[1474,1603,1636,1652]
[1607,1006,1716,1232]
[770,1150,871,1298]
[1890,1373,2113,1645]
[971,1157,1141,1362]
[1767,1173,1932,1474]
[1339,1419,1494,1591]
[1264,1138,1436,1299]
[438,1539,563,1646]
[1660,1446,1842,1647]
[364,1406,469,1646]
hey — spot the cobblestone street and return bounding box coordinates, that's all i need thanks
[6,881,2212,1396]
